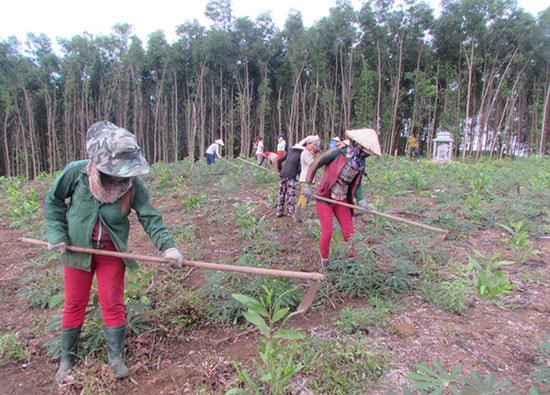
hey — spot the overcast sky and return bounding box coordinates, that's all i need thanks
[1,0,547,46]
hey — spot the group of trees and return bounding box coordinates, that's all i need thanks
[1,0,549,178]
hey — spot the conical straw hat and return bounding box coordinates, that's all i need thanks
[345,128,382,157]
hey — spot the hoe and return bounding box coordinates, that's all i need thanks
[21,238,325,313]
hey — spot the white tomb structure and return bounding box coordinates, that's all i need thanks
[432,131,454,162]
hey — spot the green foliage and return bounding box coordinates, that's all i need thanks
[460,371,514,394]
[254,170,275,184]
[226,286,304,395]
[415,278,469,314]
[463,190,487,222]
[0,334,29,362]
[530,335,550,389]
[404,359,515,394]
[335,298,402,332]
[203,266,301,323]
[5,185,40,228]
[181,193,207,211]
[233,201,268,240]
[292,335,387,393]
[330,242,417,299]
[498,221,541,264]
[405,360,462,393]
[16,256,64,309]
[145,281,210,341]
[404,168,427,193]
[467,250,514,300]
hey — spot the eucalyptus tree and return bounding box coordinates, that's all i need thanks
[536,8,550,155]
[174,20,208,161]
[357,0,396,151]
[126,36,147,147]
[201,0,239,158]
[308,0,359,142]
[231,14,275,156]
[252,12,276,153]
[277,10,309,145]
[435,0,546,158]
[0,36,47,178]
[378,1,434,154]
[58,33,101,163]
[0,37,30,177]
[24,33,62,174]
[143,30,174,163]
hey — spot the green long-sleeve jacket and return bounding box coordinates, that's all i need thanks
[44,160,175,271]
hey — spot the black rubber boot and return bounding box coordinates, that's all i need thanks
[104,324,130,379]
[54,327,81,384]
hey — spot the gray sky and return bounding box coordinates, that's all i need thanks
[1,0,547,46]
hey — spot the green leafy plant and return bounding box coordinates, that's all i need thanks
[233,201,268,240]
[226,286,304,395]
[463,190,486,221]
[416,279,469,314]
[16,258,64,309]
[460,371,514,394]
[0,334,29,362]
[467,250,514,300]
[406,169,427,193]
[331,242,416,299]
[404,360,514,394]
[181,193,207,211]
[6,185,40,228]
[289,334,387,393]
[405,360,462,393]
[530,335,550,390]
[498,221,541,264]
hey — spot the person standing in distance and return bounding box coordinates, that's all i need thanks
[44,121,184,384]
[276,133,286,171]
[295,135,320,222]
[205,139,224,165]
[253,136,265,165]
[405,134,420,161]
[276,142,305,217]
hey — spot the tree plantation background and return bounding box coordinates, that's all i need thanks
[1,0,549,179]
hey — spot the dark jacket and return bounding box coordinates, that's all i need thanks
[44,160,175,271]
[279,146,303,180]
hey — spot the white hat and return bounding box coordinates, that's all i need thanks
[291,143,306,150]
[345,128,382,157]
[215,139,224,146]
[299,135,320,146]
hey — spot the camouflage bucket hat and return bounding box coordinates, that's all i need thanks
[86,121,150,177]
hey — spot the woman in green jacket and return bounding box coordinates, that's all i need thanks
[44,121,184,384]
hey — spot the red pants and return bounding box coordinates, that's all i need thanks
[62,246,126,329]
[316,200,354,260]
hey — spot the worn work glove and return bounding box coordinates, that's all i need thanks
[47,241,67,254]
[358,199,371,215]
[163,247,184,268]
[304,184,313,199]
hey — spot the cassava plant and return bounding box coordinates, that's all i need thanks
[467,250,514,300]
[226,285,304,395]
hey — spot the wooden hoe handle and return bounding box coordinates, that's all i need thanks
[20,238,325,281]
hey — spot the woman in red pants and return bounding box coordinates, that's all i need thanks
[44,121,184,384]
[304,128,381,268]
